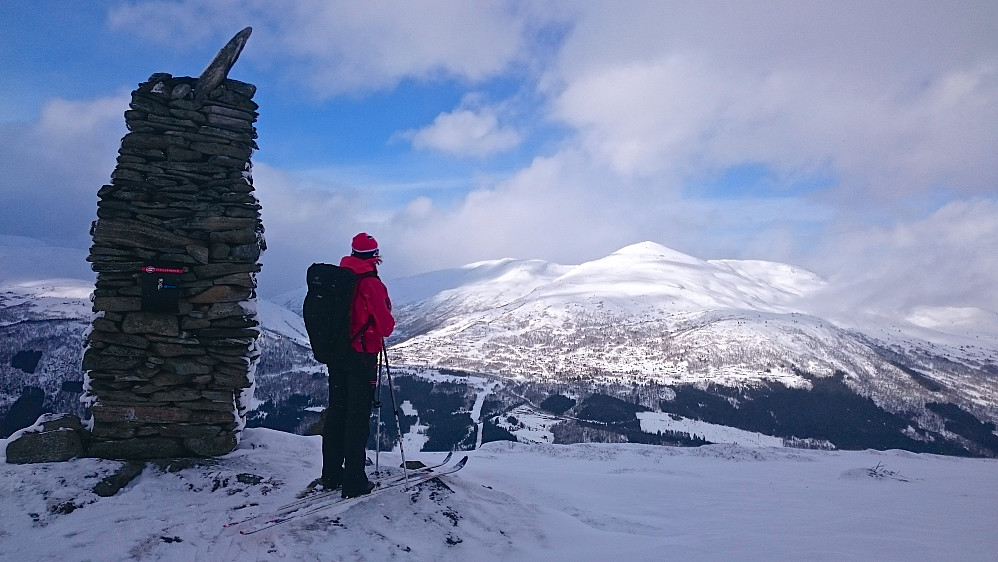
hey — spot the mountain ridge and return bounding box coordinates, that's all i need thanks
[2,236,997,456]
[377,241,998,457]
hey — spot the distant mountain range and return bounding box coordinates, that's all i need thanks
[2,236,997,456]
[269,240,998,456]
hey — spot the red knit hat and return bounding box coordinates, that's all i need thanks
[351,232,379,256]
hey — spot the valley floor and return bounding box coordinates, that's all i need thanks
[2,429,996,561]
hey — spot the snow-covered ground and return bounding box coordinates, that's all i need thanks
[637,412,785,448]
[2,428,996,561]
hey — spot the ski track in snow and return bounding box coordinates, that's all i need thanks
[2,428,997,561]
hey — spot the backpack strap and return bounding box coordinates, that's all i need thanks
[350,316,374,343]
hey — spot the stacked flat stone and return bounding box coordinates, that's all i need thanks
[83,72,264,459]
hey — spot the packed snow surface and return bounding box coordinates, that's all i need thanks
[2,428,996,561]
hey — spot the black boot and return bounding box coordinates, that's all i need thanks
[298,476,341,499]
[341,478,375,498]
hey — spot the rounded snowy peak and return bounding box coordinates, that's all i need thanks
[609,241,705,265]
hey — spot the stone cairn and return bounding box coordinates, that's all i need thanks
[83,28,264,459]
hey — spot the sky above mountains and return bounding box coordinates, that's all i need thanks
[1,1,996,314]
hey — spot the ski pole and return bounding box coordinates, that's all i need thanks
[373,351,383,475]
[382,340,409,486]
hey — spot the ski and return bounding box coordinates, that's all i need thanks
[237,456,468,536]
[376,450,454,488]
[222,452,455,530]
[289,450,453,502]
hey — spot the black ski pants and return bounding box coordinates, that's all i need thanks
[322,350,378,487]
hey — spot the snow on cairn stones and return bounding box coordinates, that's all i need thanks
[81,28,263,460]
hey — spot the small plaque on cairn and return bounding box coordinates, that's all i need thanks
[140,263,184,313]
[83,28,264,459]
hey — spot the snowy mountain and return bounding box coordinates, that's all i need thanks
[384,243,995,441]
[390,241,995,374]
[259,241,998,456]
[2,427,997,561]
[391,241,833,376]
[3,237,998,457]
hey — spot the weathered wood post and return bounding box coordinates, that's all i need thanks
[83,28,264,458]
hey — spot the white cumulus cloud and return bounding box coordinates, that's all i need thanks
[108,0,540,96]
[400,104,522,158]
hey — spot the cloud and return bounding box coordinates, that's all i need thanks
[251,163,376,294]
[104,1,998,202]
[547,2,998,202]
[255,150,658,294]
[255,140,996,317]
[8,0,992,320]
[108,0,541,96]
[397,99,522,158]
[372,148,834,278]
[106,0,224,44]
[0,95,128,247]
[812,199,998,314]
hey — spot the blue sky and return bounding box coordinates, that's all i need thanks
[1,1,996,315]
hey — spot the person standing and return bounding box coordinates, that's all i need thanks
[322,233,395,498]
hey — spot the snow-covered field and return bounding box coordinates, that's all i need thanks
[2,428,996,561]
[637,412,785,448]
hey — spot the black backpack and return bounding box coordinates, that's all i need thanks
[302,263,377,364]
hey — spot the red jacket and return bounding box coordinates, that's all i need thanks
[339,255,394,354]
